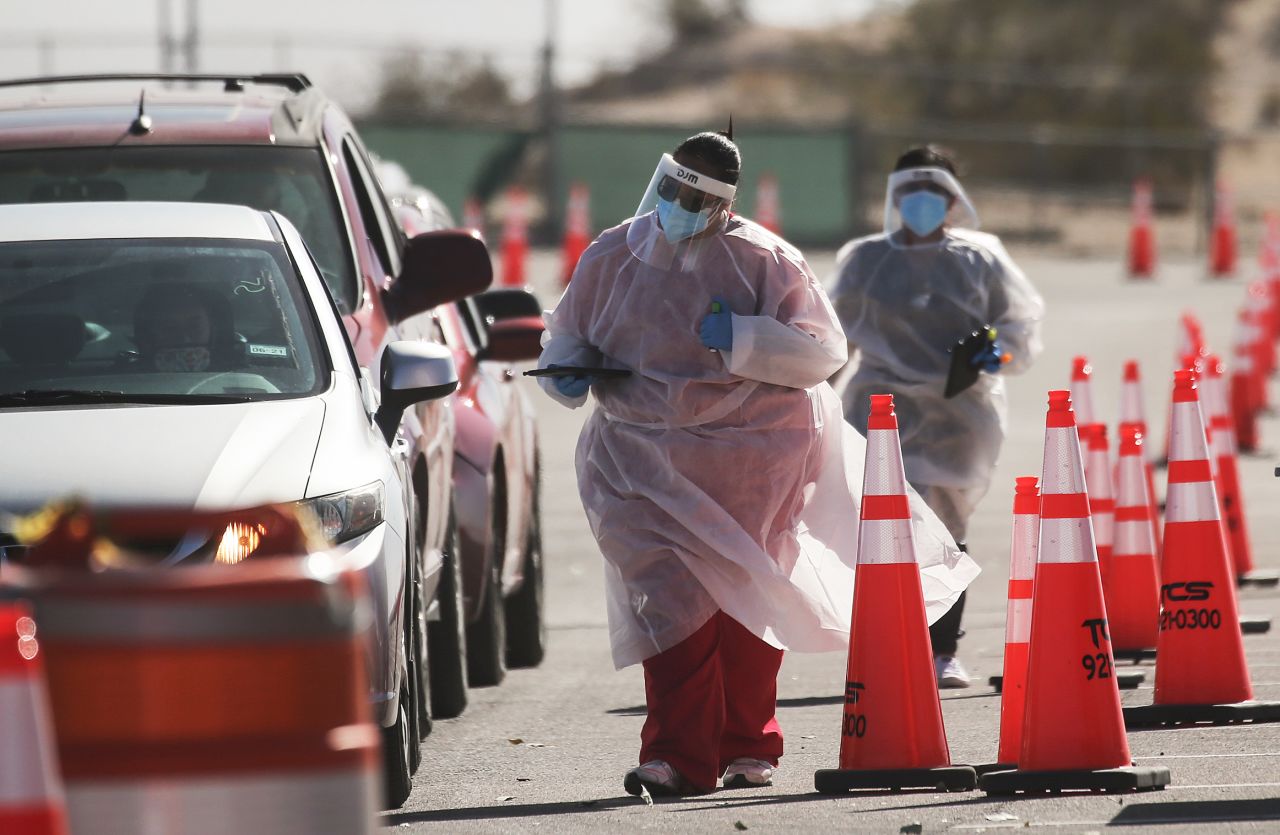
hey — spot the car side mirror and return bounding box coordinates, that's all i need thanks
[383,229,493,324]
[477,316,545,363]
[473,288,542,323]
[375,340,459,444]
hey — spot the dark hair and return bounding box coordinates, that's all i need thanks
[893,145,958,175]
[674,131,742,186]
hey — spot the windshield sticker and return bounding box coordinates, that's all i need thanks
[248,344,289,357]
[234,274,268,296]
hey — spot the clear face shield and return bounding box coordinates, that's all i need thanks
[882,167,979,245]
[627,153,737,271]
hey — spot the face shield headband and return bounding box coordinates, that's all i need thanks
[636,154,737,225]
[882,166,980,241]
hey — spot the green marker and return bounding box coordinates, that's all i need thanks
[709,301,722,353]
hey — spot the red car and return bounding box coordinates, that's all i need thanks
[384,181,547,695]
[0,72,489,806]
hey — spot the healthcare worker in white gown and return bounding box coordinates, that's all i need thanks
[537,132,980,797]
[831,145,1045,690]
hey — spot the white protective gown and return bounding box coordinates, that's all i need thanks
[540,213,980,669]
[831,228,1045,537]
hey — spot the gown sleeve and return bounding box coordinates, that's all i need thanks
[984,238,1045,376]
[536,255,604,409]
[724,250,849,388]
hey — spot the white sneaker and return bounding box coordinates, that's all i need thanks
[722,757,775,788]
[935,655,971,689]
[624,760,687,797]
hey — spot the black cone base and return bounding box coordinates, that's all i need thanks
[980,765,1170,795]
[990,668,1144,691]
[1241,615,1271,634]
[972,761,1016,776]
[1124,700,1280,728]
[1238,570,1280,588]
[1113,648,1157,663]
[814,766,977,794]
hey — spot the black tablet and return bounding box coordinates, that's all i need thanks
[523,366,633,379]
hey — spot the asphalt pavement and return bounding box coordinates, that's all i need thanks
[383,248,1280,833]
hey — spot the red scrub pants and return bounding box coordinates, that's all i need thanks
[639,611,784,791]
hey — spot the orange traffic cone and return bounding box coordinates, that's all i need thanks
[1119,360,1162,553]
[1242,306,1272,413]
[0,603,68,835]
[755,172,780,234]
[1124,371,1280,727]
[1177,312,1206,369]
[560,182,591,286]
[1231,312,1261,453]
[814,394,977,794]
[1260,210,1280,278]
[1082,424,1116,581]
[1070,356,1097,429]
[1246,282,1277,379]
[462,196,486,240]
[1262,211,1280,310]
[1108,425,1162,655]
[500,186,529,288]
[1210,180,1238,279]
[993,477,1039,771]
[981,391,1169,795]
[1202,356,1279,588]
[988,477,1148,691]
[1128,178,1156,279]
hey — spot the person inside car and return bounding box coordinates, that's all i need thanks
[132,283,241,373]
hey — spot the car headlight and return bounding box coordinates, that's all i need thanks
[297,482,385,545]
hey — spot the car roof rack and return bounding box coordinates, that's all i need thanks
[0,73,313,94]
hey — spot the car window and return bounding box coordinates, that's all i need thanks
[342,136,402,278]
[0,237,328,404]
[0,147,358,313]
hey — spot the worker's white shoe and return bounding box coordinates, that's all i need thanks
[722,757,775,788]
[935,655,971,689]
[624,760,688,797]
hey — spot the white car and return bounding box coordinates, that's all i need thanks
[0,201,471,805]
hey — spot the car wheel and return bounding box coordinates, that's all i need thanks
[381,669,415,809]
[427,509,468,718]
[505,481,546,668]
[466,497,508,688]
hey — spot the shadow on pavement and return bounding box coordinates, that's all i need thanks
[607,695,844,716]
[381,797,641,825]
[1110,798,1280,827]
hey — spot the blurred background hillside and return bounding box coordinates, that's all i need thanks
[8,0,1280,254]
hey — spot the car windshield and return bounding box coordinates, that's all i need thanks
[0,147,357,312]
[0,237,327,406]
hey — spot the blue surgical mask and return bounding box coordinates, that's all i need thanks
[898,191,949,237]
[657,197,714,243]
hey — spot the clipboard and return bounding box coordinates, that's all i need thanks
[944,326,996,398]
[523,366,632,379]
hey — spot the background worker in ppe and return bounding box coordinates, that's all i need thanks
[830,145,1044,688]
[537,132,979,797]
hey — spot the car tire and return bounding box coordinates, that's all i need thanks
[381,671,415,809]
[466,497,508,688]
[405,605,424,770]
[410,507,433,740]
[505,481,545,668]
[427,509,468,719]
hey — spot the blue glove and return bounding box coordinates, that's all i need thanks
[970,339,1004,373]
[699,296,733,351]
[553,373,594,398]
